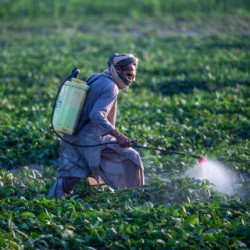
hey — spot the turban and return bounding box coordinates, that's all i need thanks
[103,53,138,90]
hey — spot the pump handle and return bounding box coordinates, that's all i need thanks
[71,67,80,79]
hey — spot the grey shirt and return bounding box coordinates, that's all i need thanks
[75,73,119,136]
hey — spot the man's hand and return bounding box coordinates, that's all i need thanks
[109,129,131,148]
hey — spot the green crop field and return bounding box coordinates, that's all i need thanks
[0,0,249,249]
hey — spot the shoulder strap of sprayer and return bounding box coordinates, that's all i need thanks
[85,73,110,85]
[73,73,110,135]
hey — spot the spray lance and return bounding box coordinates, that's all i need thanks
[50,68,207,165]
[131,141,207,165]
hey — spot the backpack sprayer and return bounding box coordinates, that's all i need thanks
[50,68,207,165]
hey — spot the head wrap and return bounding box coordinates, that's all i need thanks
[103,53,138,90]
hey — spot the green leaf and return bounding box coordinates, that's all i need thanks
[21,212,36,217]
[212,200,220,209]
[97,228,106,240]
[186,215,198,225]
[37,212,47,221]
[148,221,154,230]
[119,223,125,233]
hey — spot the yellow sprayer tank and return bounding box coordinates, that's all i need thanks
[52,78,89,135]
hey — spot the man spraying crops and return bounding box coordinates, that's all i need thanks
[49,53,144,198]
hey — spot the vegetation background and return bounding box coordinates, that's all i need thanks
[0,0,249,248]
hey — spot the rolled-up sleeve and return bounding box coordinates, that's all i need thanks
[89,84,118,136]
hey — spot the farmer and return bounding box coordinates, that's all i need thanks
[49,53,144,198]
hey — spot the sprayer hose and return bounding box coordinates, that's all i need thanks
[50,69,203,160]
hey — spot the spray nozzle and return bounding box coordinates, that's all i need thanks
[131,140,139,147]
[198,157,207,165]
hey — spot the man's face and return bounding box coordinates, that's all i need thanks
[116,64,137,83]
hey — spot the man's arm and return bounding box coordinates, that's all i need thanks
[109,129,131,148]
[89,84,118,136]
[89,83,131,147]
